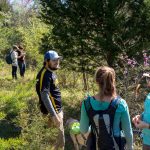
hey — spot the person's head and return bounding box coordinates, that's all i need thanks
[18,45,24,50]
[143,73,150,87]
[44,50,62,70]
[12,45,19,51]
[95,66,116,99]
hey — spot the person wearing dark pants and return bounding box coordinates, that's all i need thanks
[18,60,26,77]
[17,45,26,77]
[12,66,17,79]
[11,45,19,80]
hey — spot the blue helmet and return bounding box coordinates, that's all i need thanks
[44,50,62,60]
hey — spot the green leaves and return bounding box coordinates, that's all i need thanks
[40,0,150,67]
[0,0,12,12]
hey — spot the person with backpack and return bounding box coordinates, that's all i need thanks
[17,45,26,77]
[10,45,20,80]
[36,50,65,150]
[80,66,133,150]
[132,73,150,150]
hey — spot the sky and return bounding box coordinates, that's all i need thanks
[9,0,34,12]
[9,0,32,4]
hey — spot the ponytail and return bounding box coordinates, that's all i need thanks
[95,66,116,99]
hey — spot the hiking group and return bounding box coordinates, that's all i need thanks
[6,45,26,79]
[35,50,150,150]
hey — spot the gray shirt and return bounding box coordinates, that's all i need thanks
[41,89,57,116]
[11,50,18,66]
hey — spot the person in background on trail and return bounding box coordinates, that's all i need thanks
[80,66,133,150]
[17,45,26,77]
[36,50,65,150]
[133,73,150,150]
[10,45,19,80]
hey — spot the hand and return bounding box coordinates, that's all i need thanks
[132,115,141,125]
[132,115,149,129]
[52,115,60,127]
[134,120,149,129]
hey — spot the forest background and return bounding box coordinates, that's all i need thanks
[0,0,150,149]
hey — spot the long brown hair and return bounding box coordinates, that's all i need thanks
[95,66,117,100]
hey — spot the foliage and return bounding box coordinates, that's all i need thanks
[0,4,49,67]
[0,0,12,12]
[0,0,149,149]
[17,14,49,67]
[40,0,150,67]
[0,138,24,150]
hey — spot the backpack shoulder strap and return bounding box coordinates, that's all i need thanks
[107,96,121,133]
[108,96,121,113]
[84,96,99,136]
[109,96,121,109]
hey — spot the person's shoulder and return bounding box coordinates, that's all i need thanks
[82,96,97,109]
[10,50,14,55]
[83,96,94,103]
[81,96,91,105]
[145,93,150,100]
[11,50,15,54]
[81,96,92,111]
[14,51,18,55]
[37,67,51,78]
[117,97,128,112]
[11,50,17,55]
[45,69,52,76]
[146,93,150,96]
[44,69,53,80]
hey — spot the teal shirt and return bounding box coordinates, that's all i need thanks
[80,97,133,149]
[142,93,150,146]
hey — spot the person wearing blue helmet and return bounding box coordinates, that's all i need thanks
[36,50,64,150]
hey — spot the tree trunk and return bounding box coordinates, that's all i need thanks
[82,71,88,91]
[106,52,116,67]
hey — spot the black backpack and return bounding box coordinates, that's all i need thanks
[36,67,48,114]
[84,96,126,150]
[5,51,13,64]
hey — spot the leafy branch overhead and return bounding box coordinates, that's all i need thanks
[40,0,150,67]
